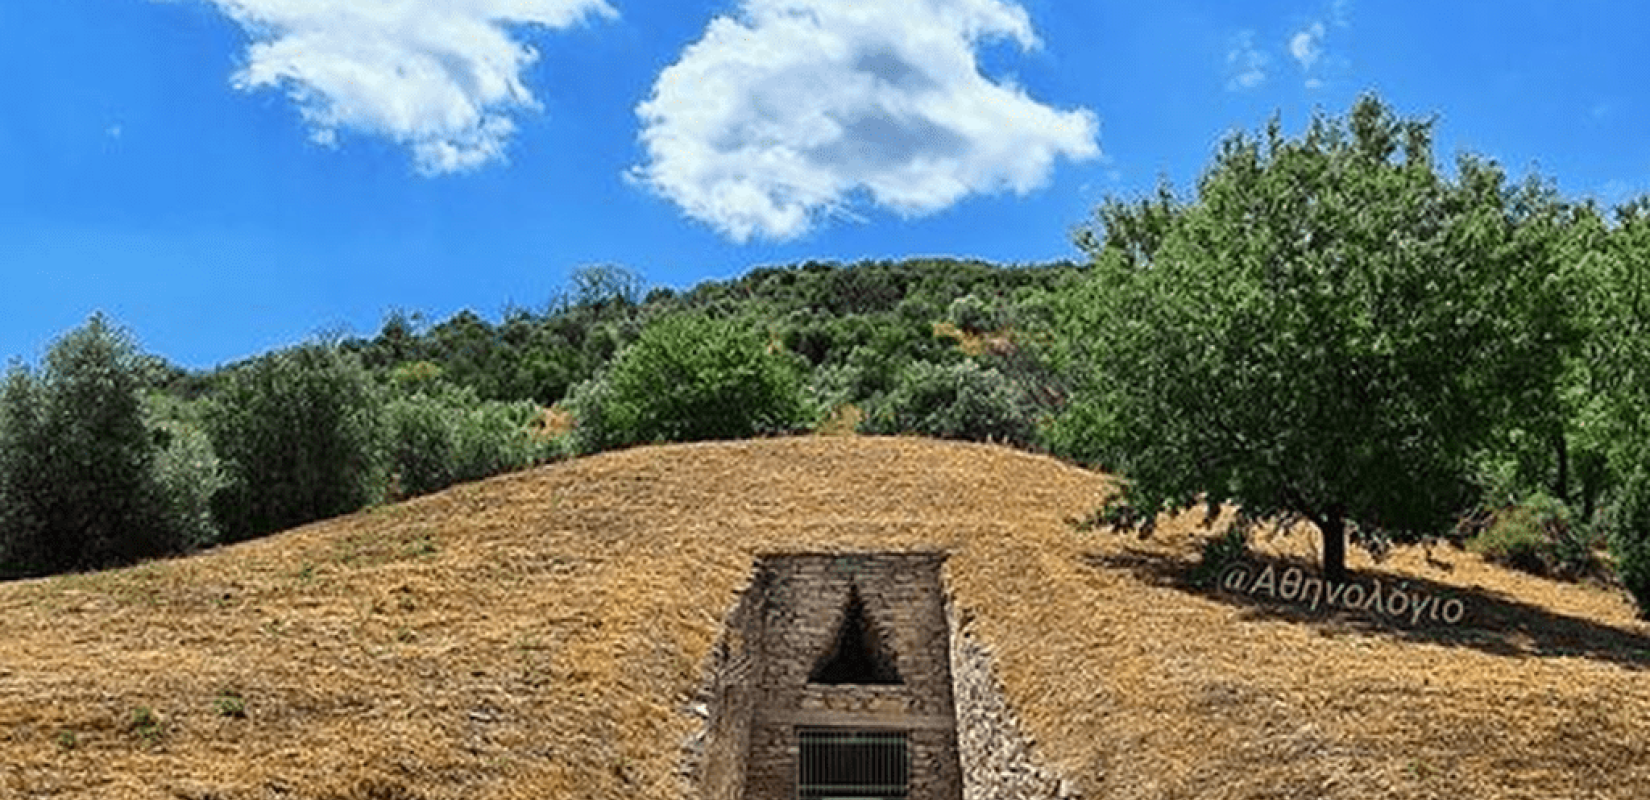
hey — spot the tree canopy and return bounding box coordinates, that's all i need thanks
[1055,95,1575,581]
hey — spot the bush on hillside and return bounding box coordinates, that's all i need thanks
[562,368,620,456]
[0,315,197,576]
[1601,472,1650,617]
[384,386,557,498]
[144,394,228,551]
[383,391,453,498]
[1467,493,1600,579]
[859,359,1036,446]
[947,294,1001,334]
[564,313,810,454]
[206,343,382,542]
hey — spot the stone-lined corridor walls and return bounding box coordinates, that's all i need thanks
[686,552,1072,800]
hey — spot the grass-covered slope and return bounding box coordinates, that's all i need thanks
[1,437,1646,799]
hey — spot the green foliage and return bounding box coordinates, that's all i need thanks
[1468,508,1549,576]
[947,294,1000,334]
[383,385,556,498]
[567,313,809,453]
[144,394,228,551]
[860,359,1036,446]
[347,267,658,406]
[1468,494,1598,579]
[561,263,645,312]
[387,359,446,393]
[0,315,197,576]
[562,369,621,456]
[1566,202,1650,613]
[1602,470,1650,617]
[206,343,383,542]
[339,259,1078,419]
[382,391,454,497]
[1055,95,1572,580]
[0,369,45,574]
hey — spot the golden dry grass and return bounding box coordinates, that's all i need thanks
[1,436,1646,799]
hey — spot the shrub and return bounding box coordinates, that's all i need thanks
[1469,505,1553,575]
[383,392,455,498]
[0,315,191,576]
[384,386,556,497]
[568,313,810,453]
[859,359,1036,446]
[206,343,383,542]
[213,690,247,719]
[1615,526,1650,619]
[144,394,228,551]
[947,294,999,334]
[128,706,163,745]
[1602,472,1650,617]
[562,370,620,456]
[1192,520,1252,587]
[449,397,555,482]
[1468,493,1600,579]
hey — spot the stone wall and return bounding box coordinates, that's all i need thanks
[945,596,1077,800]
[743,552,962,800]
[683,565,767,800]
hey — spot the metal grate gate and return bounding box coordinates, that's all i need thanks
[797,729,909,799]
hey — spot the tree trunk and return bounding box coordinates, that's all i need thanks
[1321,514,1347,584]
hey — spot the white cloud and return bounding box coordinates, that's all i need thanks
[1226,30,1267,91]
[196,0,616,174]
[1289,22,1325,71]
[1288,1,1350,89]
[630,0,1100,242]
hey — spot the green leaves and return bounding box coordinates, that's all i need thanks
[860,360,1037,446]
[383,385,555,498]
[0,315,200,576]
[567,312,810,452]
[1057,94,1571,579]
[205,344,383,542]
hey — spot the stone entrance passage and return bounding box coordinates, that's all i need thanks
[694,552,963,800]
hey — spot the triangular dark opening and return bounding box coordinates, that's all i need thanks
[809,587,902,685]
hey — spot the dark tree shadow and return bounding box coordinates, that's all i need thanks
[1080,548,1650,670]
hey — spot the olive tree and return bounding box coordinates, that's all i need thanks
[0,315,191,575]
[206,343,382,541]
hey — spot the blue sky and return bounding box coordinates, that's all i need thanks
[2,0,1646,370]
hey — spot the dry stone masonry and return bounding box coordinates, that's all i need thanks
[946,599,1077,800]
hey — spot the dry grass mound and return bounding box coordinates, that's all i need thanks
[1,436,1646,799]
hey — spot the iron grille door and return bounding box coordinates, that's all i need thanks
[798,729,909,799]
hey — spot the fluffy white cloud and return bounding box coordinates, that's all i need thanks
[1226,30,1268,91]
[200,0,616,174]
[1289,22,1325,71]
[630,0,1100,242]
